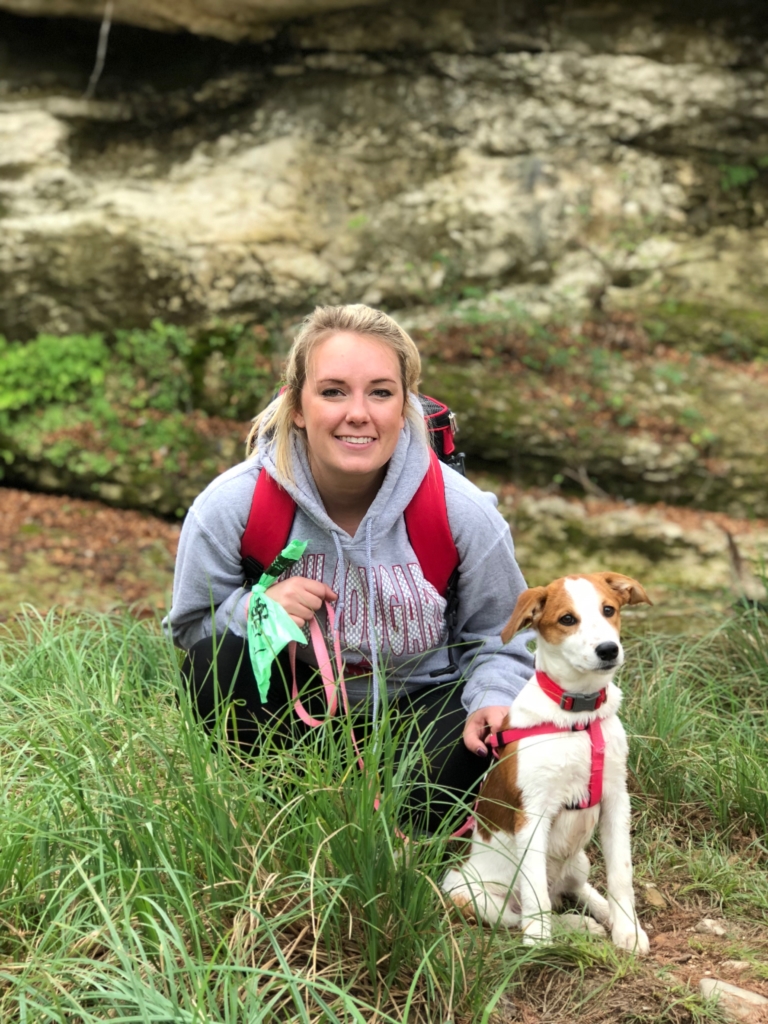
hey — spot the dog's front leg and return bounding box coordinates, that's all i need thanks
[515,814,553,944]
[599,785,649,955]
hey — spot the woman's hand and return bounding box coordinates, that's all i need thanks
[263,576,338,627]
[463,705,510,757]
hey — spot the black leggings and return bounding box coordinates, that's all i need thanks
[181,633,489,833]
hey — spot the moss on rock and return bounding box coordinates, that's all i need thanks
[641,301,768,361]
[422,338,768,517]
[2,315,767,520]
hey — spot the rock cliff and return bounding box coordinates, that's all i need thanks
[0,0,383,42]
[1,1,767,344]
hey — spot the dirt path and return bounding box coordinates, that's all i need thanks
[0,485,180,622]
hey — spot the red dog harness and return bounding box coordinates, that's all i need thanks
[486,671,607,810]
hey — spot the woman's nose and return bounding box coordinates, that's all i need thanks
[345,393,370,420]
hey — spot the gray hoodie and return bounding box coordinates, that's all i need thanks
[165,420,534,715]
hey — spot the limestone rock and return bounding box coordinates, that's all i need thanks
[699,978,768,1023]
[0,0,385,43]
[695,918,728,937]
[2,17,768,340]
[491,483,768,611]
[643,885,667,908]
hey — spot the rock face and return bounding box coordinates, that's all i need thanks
[0,1,767,346]
[0,0,384,42]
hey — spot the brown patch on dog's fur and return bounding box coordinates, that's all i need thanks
[500,586,547,643]
[586,571,652,609]
[501,572,652,644]
[475,738,525,841]
[533,582,587,645]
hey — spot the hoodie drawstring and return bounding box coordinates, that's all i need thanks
[331,531,347,632]
[330,524,380,728]
[365,518,380,728]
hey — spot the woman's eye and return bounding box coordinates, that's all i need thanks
[371,388,394,398]
[603,606,616,617]
[558,613,577,626]
[321,388,344,397]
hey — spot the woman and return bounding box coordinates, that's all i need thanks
[166,304,534,831]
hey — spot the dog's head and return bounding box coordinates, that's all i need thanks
[501,572,652,680]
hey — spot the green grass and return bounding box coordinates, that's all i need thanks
[0,606,766,1021]
[626,606,768,837]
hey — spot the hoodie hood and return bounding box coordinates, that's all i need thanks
[260,409,431,545]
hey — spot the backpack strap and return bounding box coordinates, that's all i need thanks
[241,449,460,597]
[240,469,297,587]
[404,449,459,597]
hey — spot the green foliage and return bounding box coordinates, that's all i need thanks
[718,156,768,193]
[112,321,196,413]
[0,320,278,512]
[0,331,109,412]
[0,319,275,429]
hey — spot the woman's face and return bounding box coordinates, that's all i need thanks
[293,331,406,494]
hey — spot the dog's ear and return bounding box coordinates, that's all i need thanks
[597,572,653,607]
[501,586,548,643]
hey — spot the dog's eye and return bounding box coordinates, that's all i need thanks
[603,606,616,618]
[558,613,577,626]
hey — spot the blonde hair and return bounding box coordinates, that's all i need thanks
[246,304,426,484]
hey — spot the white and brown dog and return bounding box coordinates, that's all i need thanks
[442,572,651,953]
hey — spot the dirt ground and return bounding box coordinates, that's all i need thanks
[6,475,768,626]
[2,478,766,623]
[495,902,768,1024]
[0,485,180,622]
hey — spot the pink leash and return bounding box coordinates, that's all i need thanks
[289,602,476,836]
[290,607,342,727]
[290,603,366,772]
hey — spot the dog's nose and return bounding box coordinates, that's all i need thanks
[595,642,619,662]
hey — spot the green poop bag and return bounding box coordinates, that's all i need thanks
[246,539,309,703]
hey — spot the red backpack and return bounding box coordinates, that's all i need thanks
[240,395,465,675]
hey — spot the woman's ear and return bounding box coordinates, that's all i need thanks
[292,404,306,430]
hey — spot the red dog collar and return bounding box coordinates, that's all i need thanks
[536,670,606,712]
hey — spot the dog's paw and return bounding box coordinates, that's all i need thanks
[555,912,607,939]
[521,917,552,946]
[612,924,650,955]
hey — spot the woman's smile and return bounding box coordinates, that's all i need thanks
[336,435,376,446]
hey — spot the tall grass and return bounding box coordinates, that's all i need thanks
[0,605,765,1022]
[0,609,540,1022]
[625,605,768,837]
